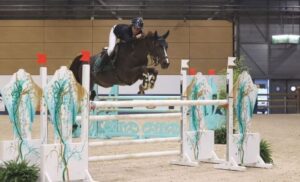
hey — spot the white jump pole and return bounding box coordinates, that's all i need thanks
[89,150,180,162]
[40,67,48,144]
[81,64,95,181]
[91,99,227,108]
[77,112,182,122]
[170,59,199,166]
[215,57,246,171]
[227,58,234,163]
[89,137,180,147]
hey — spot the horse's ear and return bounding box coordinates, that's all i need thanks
[154,31,158,38]
[162,30,170,39]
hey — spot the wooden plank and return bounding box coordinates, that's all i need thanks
[0,59,74,74]
[0,20,44,27]
[0,27,44,43]
[144,27,189,43]
[92,27,110,42]
[45,27,92,42]
[145,20,189,27]
[190,43,232,59]
[155,58,181,75]
[190,27,232,43]
[190,20,232,27]
[45,20,92,27]
[0,43,43,58]
[93,20,129,27]
[168,43,189,58]
[45,43,92,58]
[92,43,109,54]
[0,59,41,74]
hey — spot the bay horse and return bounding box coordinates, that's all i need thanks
[70,30,170,100]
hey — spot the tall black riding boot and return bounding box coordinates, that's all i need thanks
[99,53,111,71]
[109,46,118,69]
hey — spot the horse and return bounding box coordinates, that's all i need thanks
[70,30,170,100]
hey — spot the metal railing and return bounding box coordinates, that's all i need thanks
[256,91,300,114]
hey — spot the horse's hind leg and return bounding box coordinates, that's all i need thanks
[89,76,97,100]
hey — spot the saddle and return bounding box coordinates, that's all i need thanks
[92,46,118,73]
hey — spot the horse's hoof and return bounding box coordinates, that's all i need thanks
[149,84,155,89]
[138,91,145,95]
[90,90,96,101]
[142,83,148,90]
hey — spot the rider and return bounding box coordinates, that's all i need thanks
[100,17,144,69]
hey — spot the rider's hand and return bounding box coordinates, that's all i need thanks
[135,33,142,39]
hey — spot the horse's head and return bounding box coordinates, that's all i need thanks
[146,30,170,69]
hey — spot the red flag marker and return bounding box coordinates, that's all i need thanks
[80,50,91,62]
[208,69,216,75]
[37,53,47,64]
[188,68,197,75]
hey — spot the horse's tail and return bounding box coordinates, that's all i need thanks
[70,54,97,100]
[70,54,83,84]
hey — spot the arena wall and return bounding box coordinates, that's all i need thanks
[0,20,232,75]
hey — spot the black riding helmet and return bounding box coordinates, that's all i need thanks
[131,17,144,29]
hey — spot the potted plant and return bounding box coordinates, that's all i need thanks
[0,160,39,182]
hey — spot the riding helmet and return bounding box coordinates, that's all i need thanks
[131,17,144,29]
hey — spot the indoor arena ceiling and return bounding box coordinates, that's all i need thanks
[1,0,300,20]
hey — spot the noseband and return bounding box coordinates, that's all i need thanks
[149,40,168,66]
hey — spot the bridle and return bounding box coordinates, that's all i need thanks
[148,38,169,66]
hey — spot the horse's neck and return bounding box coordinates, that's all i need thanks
[116,41,148,67]
[120,41,148,56]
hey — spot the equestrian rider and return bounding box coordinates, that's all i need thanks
[100,17,144,69]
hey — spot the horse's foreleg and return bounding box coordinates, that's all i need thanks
[138,72,149,94]
[147,68,158,89]
[142,72,149,89]
[138,85,145,95]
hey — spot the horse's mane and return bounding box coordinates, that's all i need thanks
[144,31,157,39]
[146,31,155,36]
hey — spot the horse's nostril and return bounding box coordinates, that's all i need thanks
[161,62,169,69]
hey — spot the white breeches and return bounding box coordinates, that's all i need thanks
[108,25,117,56]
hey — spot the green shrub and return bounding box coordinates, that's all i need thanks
[0,160,39,182]
[260,139,273,164]
[214,127,227,144]
[218,89,227,100]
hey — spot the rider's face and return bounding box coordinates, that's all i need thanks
[132,27,141,36]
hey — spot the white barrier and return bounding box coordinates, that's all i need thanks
[0,69,43,166]
[82,59,225,167]
[40,65,93,182]
[214,57,272,171]
[83,58,272,171]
